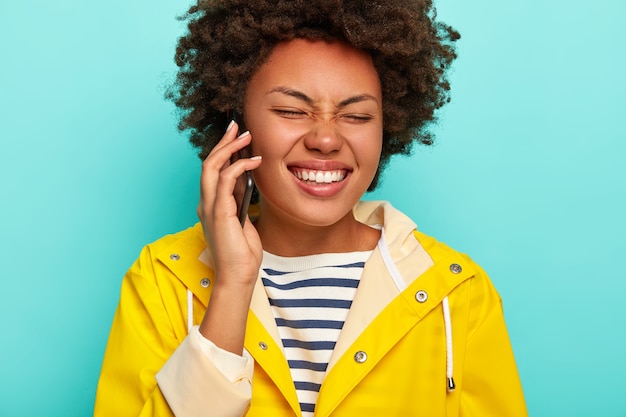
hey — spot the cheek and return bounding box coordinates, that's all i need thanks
[364,150,382,179]
[358,130,383,168]
[250,124,301,158]
[249,133,291,186]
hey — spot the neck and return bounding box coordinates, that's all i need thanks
[254,208,380,257]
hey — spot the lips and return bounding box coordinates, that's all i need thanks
[291,168,348,184]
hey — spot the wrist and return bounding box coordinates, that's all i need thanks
[211,273,257,298]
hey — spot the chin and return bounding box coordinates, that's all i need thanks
[260,197,356,229]
[293,201,359,227]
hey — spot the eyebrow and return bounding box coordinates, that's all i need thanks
[268,86,379,108]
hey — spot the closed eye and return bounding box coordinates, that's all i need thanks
[272,109,307,118]
[341,114,374,123]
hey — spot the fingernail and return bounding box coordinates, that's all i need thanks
[250,156,262,160]
[226,120,235,132]
[237,131,250,139]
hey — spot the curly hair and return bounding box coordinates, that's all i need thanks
[168,0,459,190]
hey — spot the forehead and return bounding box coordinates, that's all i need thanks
[248,38,381,99]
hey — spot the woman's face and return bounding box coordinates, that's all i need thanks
[244,38,383,230]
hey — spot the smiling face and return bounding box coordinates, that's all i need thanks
[244,38,383,241]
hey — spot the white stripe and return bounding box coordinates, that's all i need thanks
[296,388,322,404]
[284,347,335,363]
[270,306,351,321]
[265,285,359,300]
[290,368,326,383]
[262,250,371,272]
[278,327,342,342]
[264,267,366,280]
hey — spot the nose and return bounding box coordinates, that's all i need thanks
[303,119,343,154]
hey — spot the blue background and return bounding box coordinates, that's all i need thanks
[1,0,624,416]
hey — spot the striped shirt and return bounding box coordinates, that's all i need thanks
[261,250,373,417]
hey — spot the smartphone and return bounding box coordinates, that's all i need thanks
[227,111,255,227]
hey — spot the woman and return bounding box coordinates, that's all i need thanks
[94,1,527,416]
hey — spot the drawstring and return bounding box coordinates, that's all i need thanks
[442,296,455,392]
[187,289,193,333]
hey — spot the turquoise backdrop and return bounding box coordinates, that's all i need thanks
[1,0,624,416]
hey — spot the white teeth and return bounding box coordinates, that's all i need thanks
[293,169,346,184]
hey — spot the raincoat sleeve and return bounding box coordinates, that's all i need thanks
[458,263,528,417]
[94,244,253,417]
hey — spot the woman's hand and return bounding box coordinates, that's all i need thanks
[197,121,263,354]
[198,121,262,282]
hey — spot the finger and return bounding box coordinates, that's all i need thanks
[200,130,252,195]
[211,155,262,222]
[200,134,251,218]
[198,150,261,227]
[201,156,262,263]
[209,121,246,156]
[202,130,251,180]
[197,128,255,226]
[198,120,247,219]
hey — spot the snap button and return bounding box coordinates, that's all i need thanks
[450,263,462,274]
[200,278,210,288]
[415,290,428,303]
[170,253,180,261]
[354,351,368,363]
[259,342,268,350]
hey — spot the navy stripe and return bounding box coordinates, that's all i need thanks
[288,360,328,372]
[262,277,360,290]
[295,381,322,392]
[263,268,289,276]
[329,261,366,268]
[276,318,344,329]
[269,298,352,309]
[282,339,336,350]
[300,402,316,413]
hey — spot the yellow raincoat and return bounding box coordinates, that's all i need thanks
[94,201,527,416]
